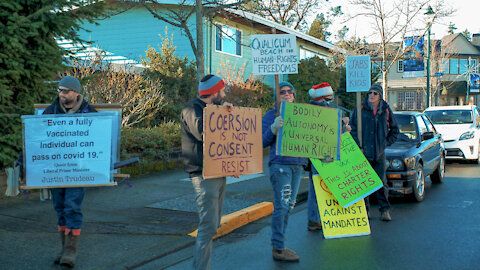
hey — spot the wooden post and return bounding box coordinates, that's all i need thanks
[272,28,281,116]
[356,92,362,148]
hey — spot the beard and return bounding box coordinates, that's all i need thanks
[212,93,224,105]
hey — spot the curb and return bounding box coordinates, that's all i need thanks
[188,201,274,239]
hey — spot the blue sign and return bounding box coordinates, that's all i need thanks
[403,36,425,78]
[435,72,444,77]
[22,113,115,188]
[470,74,480,93]
[346,55,371,92]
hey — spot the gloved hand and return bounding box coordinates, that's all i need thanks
[271,116,283,135]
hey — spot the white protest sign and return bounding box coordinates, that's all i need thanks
[346,55,371,92]
[22,113,114,188]
[251,34,298,75]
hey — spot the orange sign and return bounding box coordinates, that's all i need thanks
[203,105,263,179]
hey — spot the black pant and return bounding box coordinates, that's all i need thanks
[365,154,390,213]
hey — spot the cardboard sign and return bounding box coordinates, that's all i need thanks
[251,34,298,75]
[203,105,263,179]
[276,101,341,160]
[313,175,371,239]
[21,113,115,188]
[346,55,371,92]
[310,132,383,208]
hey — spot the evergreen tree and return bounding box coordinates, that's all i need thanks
[308,14,331,41]
[448,22,457,34]
[0,0,104,169]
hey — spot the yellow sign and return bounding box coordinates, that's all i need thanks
[313,175,371,239]
[203,105,263,179]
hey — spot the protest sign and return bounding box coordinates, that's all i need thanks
[346,55,371,92]
[22,113,115,188]
[203,105,263,179]
[276,101,341,160]
[312,175,370,239]
[251,34,298,75]
[310,132,383,208]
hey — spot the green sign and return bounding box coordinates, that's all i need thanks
[310,132,383,208]
[277,101,341,160]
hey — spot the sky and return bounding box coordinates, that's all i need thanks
[325,0,480,43]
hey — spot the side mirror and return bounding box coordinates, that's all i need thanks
[422,131,434,141]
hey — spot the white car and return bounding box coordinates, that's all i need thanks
[424,105,480,163]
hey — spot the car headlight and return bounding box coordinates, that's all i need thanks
[390,159,404,170]
[459,131,475,140]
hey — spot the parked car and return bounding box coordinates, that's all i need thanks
[385,112,445,202]
[424,105,480,163]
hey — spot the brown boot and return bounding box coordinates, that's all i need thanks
[272,248,300,262]
[54,231,66,264]
[307,221,322,231]
[60,230,79,268]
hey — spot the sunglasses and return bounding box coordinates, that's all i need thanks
[279,89,294,95]
[57,88,72,94]
[368,91,379,96]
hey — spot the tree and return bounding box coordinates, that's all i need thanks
[139,0,248,83]
[341,0,453,101]
[462,29,471,41]
[308,14,331,41]
[244,0,323,31]
[0,0,104,169]
[448,22,457,34]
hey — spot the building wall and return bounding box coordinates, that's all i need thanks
[78,6,196,62]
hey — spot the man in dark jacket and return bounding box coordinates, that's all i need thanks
[44,76,97,267]
[350,84,399,221]
[181,74,234,270]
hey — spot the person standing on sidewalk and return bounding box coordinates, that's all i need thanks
[306,83,352,232]
[262,81,307,262]
[43,76,97,267]
[350,83,399,221]
[181,74,234,270]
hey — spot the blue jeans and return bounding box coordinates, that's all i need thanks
[269,164,303,250]
[51,187,85,229]
[191,175,226,270]
[366,155,391,212]
[307,170,320,223]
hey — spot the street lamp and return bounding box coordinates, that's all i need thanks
[425,6,435,108]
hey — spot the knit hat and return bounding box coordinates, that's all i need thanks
[369,84,383,99]
[59,76,82,93]
[279,81,296,96]
[309,83,333,101]
[199,74,225,96]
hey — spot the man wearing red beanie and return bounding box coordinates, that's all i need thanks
[181,74,234,270]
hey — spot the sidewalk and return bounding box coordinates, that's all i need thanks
[0,160,310,270]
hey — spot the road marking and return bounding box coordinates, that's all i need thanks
[181,173,265,184]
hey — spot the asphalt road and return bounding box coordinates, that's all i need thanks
[153,160,480,270]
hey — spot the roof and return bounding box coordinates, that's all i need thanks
[57,39,145,72]
[223,8,345,54]
[424,105,476,111]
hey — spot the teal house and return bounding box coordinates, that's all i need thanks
[73,1,342,87]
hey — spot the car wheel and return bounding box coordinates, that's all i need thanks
[411,163,425,202]
[431,155,445,184]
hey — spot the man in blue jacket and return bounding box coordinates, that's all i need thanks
[262,81,307,262]
[44,76,97,268]
[350,84,399,221]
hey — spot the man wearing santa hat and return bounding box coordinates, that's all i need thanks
[306,82,351,232]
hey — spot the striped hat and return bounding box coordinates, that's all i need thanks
[309,82,333,101]
[198,74,225,96]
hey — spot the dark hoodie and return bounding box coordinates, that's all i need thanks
[350,96,399,161]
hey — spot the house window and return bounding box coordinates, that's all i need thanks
[215,24,241,56]
[397,91,424,110]
[397,60,404,72]
[450,58,459,74]
[459,59,468,74]
[441,58,449,73]
[469,59,477,73]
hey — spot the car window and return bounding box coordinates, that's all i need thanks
[424,110,473,124]
[416,116,428,135]
[394,114,418,141]
[421,115,436,133]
